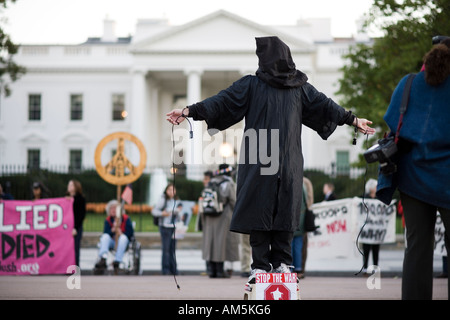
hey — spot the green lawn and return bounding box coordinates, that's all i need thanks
[83,212,199,233]
[83,213,405,237]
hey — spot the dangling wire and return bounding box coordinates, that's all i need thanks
[170,123,181,290]
[169,111,193,290]
[354,133,370,276]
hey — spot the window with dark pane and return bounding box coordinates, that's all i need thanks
[28,94,41,121]
[70,94,83,120]
[112,94,126,121]
[27,149,40,169]
[69,149,82,173]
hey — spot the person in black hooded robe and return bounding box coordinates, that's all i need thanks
[167,36,375,283]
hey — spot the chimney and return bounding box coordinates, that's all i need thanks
[101,16,117,42]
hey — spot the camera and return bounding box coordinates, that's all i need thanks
[364,136,398,175]
[432,35,450,45]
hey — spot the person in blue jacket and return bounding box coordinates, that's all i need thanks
[95,199,134,272]
[381,42,450,300]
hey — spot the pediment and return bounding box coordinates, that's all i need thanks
[19,131,48,143]
[131,10,313,53]
[60,129,91,143]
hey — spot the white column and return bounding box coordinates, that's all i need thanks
[184,69,203,180]
[147,77,160,167]
[131,68,148,165]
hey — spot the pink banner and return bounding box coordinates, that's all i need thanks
[0,197,75,275]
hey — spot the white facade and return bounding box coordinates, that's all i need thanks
[0,10,368,178]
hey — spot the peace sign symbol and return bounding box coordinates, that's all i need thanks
[94,132,147,186]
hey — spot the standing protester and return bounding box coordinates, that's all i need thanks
[167,36,375,284]
[32,181,50,200]
[291,181,308,277]
[152,184,182,275]
[379,43,450,300]
[32,182,43,200]
[301,177,314,278]
[0,182,13,200]
[198,170,213,276]
[201,164,240,278]
[67,179,86,267]
[322,182,336,201]
[362,179,380,274]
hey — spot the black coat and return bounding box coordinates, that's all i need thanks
[188,37,354,234]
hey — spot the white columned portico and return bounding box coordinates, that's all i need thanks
[131,67,148,165]
[184,68,204,180]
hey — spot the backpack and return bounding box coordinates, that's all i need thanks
[200,180,227,216]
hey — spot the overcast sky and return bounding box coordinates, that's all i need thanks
[4,0,376,44]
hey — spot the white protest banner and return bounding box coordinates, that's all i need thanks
[308,198,397,259]
[356,198,397,245]
[308,199,356,258]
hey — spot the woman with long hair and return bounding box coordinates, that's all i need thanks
[67,179,86,267]
[152,183,182,275]
[382,42,450,299]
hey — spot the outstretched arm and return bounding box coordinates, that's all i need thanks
[167,76,252,131]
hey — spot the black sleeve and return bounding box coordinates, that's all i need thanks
[73,194,86,231]
[300,82,355,140]
[188,76,252,132]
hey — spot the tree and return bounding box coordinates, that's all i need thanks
[337,0,450,140]
[0,0,26,96]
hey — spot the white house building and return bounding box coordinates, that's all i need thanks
[0,10,370,180]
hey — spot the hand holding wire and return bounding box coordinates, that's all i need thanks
[353,117,376,135]
[166,108,189,125]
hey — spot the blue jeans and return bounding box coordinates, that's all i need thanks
[98,233,129,262]
[291,235,303,272]
[160,226,178,275]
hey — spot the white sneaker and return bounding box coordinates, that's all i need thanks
[247,268,268,284]
[273,263,299,283]
[272,263,292,273]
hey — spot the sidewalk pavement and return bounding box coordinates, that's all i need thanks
[1,247,447,300]
[1,273,447,300]
[1,248,447,300]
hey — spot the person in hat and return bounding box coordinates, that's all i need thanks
[32,181,49,200]
[167,36,375,284]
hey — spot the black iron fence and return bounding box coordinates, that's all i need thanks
[0,164,149,202]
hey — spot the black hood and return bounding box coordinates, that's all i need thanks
[255,36,308,89]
